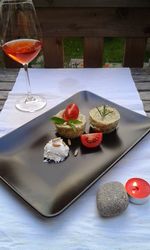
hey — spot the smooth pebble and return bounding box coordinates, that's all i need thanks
[96,181,129,217]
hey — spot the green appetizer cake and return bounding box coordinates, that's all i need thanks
[51,103,86,138]
[89,105,120,133]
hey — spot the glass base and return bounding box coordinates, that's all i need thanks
[16,95,47,112]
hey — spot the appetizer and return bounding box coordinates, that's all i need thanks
[51,103,86,138]
[89,105,120,133]
[43,137,69,163]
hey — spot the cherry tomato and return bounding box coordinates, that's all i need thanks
[63,103,79,121]
[80,133,103,148]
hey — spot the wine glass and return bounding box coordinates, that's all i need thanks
[1,0,46,112]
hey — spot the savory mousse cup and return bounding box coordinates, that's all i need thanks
[54,110,86,138]
[89,105,120,133]
[51,103,86,139]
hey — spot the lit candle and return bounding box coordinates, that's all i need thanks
[125,178,150,205]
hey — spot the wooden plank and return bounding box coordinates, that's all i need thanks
[131,68,150,76]
[135,82,150,91]
[0,82,15,91]
[123,38,147,67]
[142,101,150,112]
[131,68,150,82]
[139,91,150,101]
[0,102,6,111]
[0,100,8,105]
[0,91,10,100]
[84,37,103,67]
[134,69,150,107]
[33,0,150,8]
[43,37,64,68]
[132,75,150,82]
[36,8,150,37]
[0,68,19,82]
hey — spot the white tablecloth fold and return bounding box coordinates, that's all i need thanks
[0,68,150,250]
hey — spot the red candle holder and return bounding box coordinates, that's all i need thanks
[125,178,150,205]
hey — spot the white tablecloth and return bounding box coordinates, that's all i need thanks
[0,68,150,250]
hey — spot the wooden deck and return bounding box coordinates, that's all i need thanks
[0,68,150,117]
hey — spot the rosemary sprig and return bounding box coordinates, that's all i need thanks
[96,105,113,119]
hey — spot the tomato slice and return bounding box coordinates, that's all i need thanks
[63,103,79,121]
[80,133,103,148]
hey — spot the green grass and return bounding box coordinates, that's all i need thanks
[64,37,125,66]
[64,37,84,66]
[104,38,124,63]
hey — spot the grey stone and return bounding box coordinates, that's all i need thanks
[96,182,129,217]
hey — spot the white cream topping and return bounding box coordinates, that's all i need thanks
[43,137,69,163]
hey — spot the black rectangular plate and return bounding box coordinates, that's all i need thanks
[0,91,150,217]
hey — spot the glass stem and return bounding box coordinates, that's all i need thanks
[23,64,33,102]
